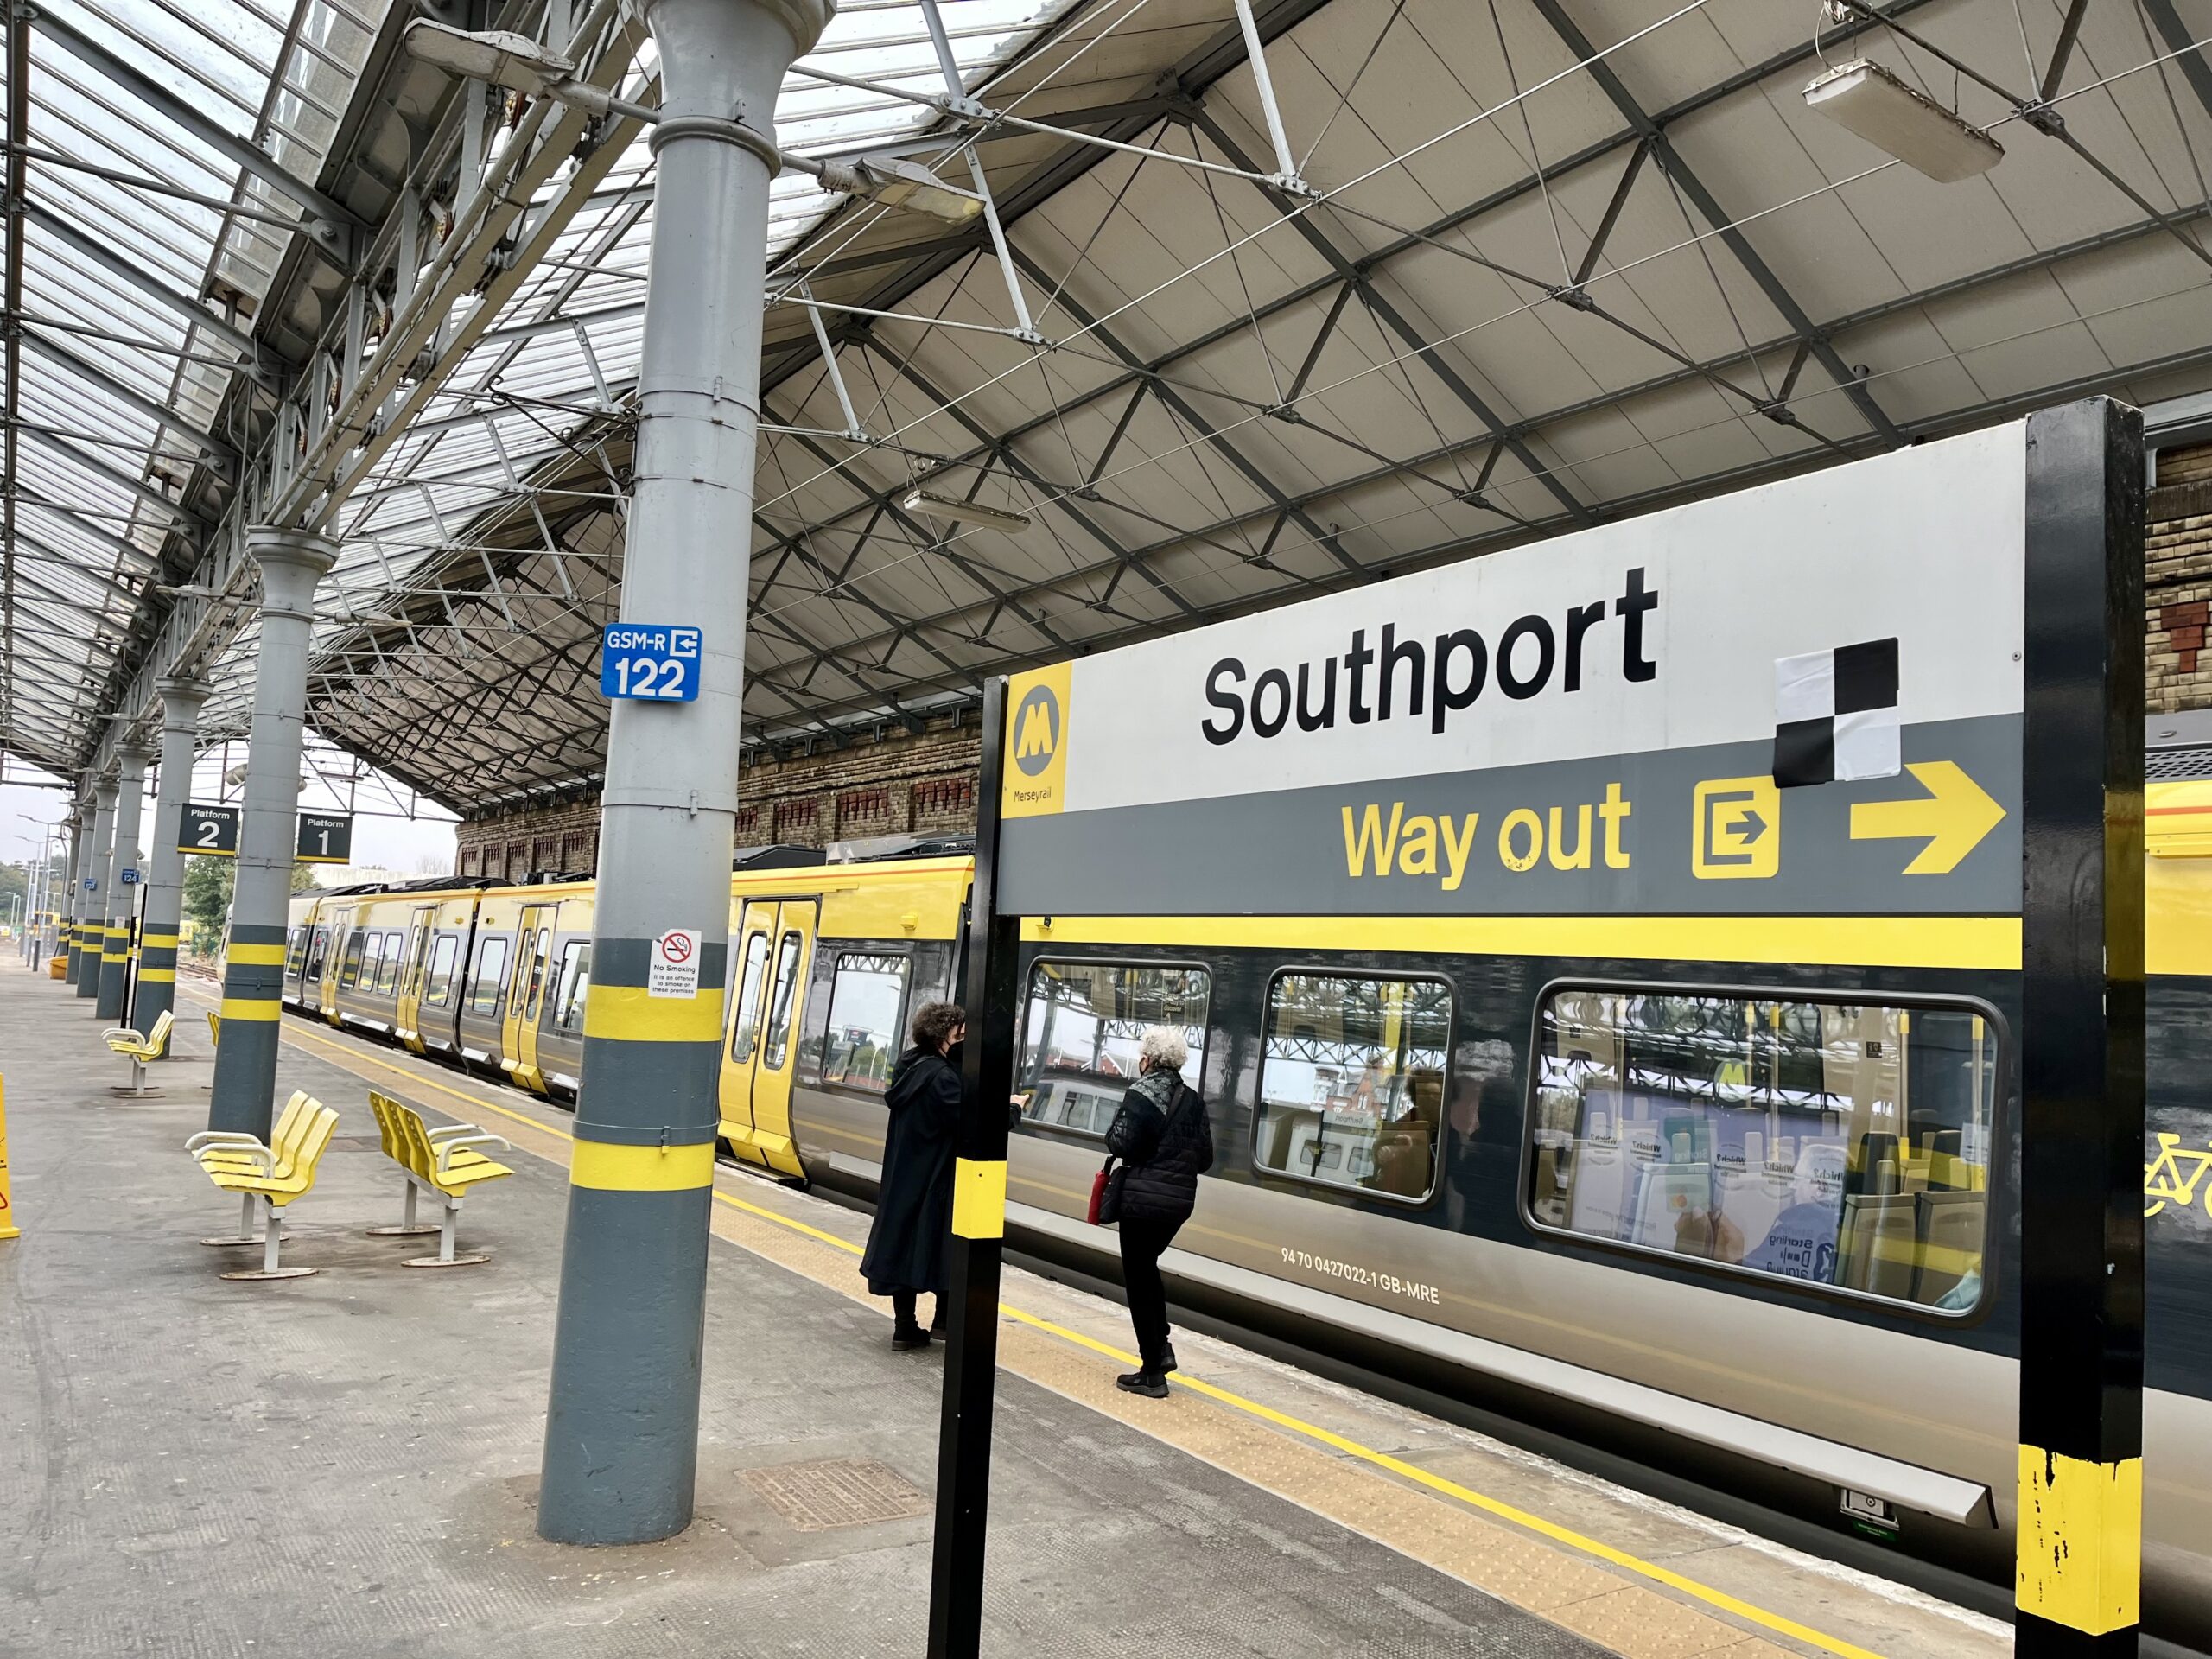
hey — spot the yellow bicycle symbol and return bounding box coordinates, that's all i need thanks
[2145,1133,2212,1218]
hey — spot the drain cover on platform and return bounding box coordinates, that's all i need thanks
[741,1458,931,1532]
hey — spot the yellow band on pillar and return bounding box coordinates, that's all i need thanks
[226,943,288,965]
[581,984,726,1044]
[951,1158,1007,1239]
[141,931,178,946]
[218,997,282,1022]
[137,969,176,983]
[569,1139,716,1192]
[2017,1446,2141,1634]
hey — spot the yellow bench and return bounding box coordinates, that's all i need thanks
[366,1090,512,1268]
[182,1090,338,1279]
[101,1008,175,1097]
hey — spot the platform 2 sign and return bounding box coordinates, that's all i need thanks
[180,803,238,856]
[601,623,701,702]
[296,812,353,865]
[995,423,2031,924]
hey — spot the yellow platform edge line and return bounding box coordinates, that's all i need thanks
[263,1005,1884,1659]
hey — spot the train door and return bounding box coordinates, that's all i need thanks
[501,902,557,1092]
[394,903,438,1051]
[717,899,816,1178]
[318,911,349,1020]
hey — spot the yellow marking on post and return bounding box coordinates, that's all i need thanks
[218,996,282,1021]
[951,1157,1007,1239]
[0,1076,19,1242]
[569,1138,715,1192]
[137,969,175,984]
[226,942,288,965]
[2017,1446,2141,1635]
[581,983,725,1044]
[1019,912,2022,971]
[140,931,178,946]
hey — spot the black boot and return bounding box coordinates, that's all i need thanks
[893,1324,931,1351]
[1116,1366,1169,1399]
[1160,1341,1178,1374]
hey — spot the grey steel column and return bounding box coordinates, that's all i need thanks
[97,742,151,1020]
[136,677,208,1049]
[537,0,833,1548]
[205,530,335,1137]
[60,796,90,984]
[76,778,115,1003]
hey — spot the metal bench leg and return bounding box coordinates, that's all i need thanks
[223,1198,316,1281]
[200,1190,267,1248]
[366,1178,439,1237]
[404,1194,487,1268]
[109,1052,164,1099]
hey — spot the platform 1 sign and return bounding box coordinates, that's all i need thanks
[995,423,2031,925]
[296,811,353,865]
[180,803,239,856]
[601,623,701,702]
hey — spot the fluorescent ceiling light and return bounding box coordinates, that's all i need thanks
[791,154,984,224]
[902,488,1032,532]
[1804,60,2003,182]
[404,21,656,124]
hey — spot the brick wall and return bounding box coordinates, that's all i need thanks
[2149,443,2212,714]
[454,714,982,874]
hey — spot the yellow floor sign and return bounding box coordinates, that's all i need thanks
[0,1076,17,1240]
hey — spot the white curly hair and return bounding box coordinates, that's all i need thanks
[1138,1026,1189,1072]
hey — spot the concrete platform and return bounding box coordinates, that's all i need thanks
[0,960,2008,1658]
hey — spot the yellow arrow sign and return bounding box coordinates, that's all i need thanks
[1849,761,2006,875]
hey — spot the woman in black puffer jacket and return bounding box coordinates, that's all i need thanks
[1103,1026,1213,1397]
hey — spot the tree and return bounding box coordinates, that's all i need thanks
[291,861,320,893]
[181,856,233,957]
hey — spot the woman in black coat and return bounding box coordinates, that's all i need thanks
[860,1001,966,1349]
[1103,1026,1213,1396]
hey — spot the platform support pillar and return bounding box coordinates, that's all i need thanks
[536,0,832,1549]
[75,776,114,1005]
[59,796,87,983]
[96,742,149,1021]
[137,677,209,1050]
[928,678,1018,1659]
[206,529,335,1139]
[2015,399,2145,1657]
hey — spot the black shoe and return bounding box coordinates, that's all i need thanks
[1160,1342,1178,1374]
[892,1325,931,1351]
[1116,1367,1169,1399]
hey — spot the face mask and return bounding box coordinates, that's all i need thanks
[945,1039,966,1068]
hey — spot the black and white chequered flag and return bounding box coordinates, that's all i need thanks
[1772,638,1900,788]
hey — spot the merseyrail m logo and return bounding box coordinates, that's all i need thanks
[1001,663,1071,818]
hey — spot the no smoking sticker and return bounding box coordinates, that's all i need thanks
[648,928,702,998]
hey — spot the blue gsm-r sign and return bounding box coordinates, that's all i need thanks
[601,623,702,702]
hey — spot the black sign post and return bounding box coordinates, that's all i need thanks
[295,811,353,865]
[2015,400,2145,1656]
[179,803,239,857]
[928,678,1017,1659]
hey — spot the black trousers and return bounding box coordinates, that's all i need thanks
[1118,1217,1180,1369]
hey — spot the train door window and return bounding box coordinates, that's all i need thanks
[306,927,329,982]
[553,942,591,1032]
[469,936,512,1016]
[1255,974,1452,1202]
[1525,987,1999,1313]
[760,932,805,1070]
[523,928,552,1020]
[728,931,772,1062]
[1016,962,1211,1140]
[820,954,909,1091]
[338,931,367,989]
[374,932,403,995]
[424,935,460,1006]
[362,933,389,992]
[284,929,308,981]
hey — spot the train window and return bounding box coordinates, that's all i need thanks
[761,932,804,1070]
[1525,988,1999,1313]
[728,932,771,1063]
[284,928,308,982]
[374,933,403,995]
[523,929,552,1020]
[1016,961,1210,1140]
[1255,974,1452,1202]
[337,931,366,989]
[424,935,460,1006]
[468,936,511,1016]
[306,928,328,982]
[820,954,908,1092]
[553,942,591,1033]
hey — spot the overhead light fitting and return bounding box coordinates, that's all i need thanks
[806,155,983,225]
[1803,59,2004,183]
[901,489,1032,533]
[403,20,656,124]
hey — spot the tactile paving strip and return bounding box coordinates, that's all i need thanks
[741,1457,933,1533]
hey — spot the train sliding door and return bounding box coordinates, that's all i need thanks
[500,902,557,1093]
[718,899,816,1178]
[394,903,438,1051]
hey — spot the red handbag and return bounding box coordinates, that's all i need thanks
[1086,1158,1121,1225]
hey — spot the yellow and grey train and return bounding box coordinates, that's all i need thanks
[273,774,2212,1645]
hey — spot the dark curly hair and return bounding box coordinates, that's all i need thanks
[910,1001,966,1052]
